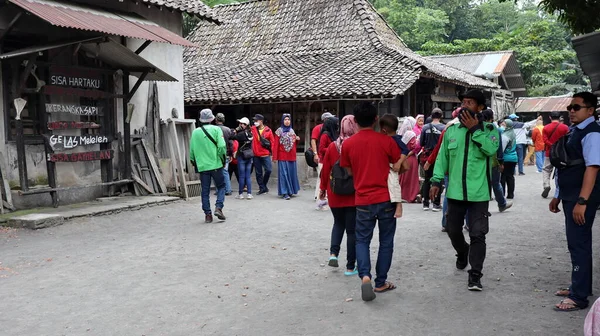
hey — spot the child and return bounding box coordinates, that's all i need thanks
[379,114,410,218]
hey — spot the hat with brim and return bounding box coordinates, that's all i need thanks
[237,117,250,125]
[458,90,487,109]
[508,113,519,120]
[253,114,265,121]
[199,109,215,123]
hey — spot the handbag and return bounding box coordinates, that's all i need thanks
[241,147,254,160]
[304,148,318,168]
[200,125,226,167]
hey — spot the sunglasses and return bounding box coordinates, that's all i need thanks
[566,104,591,111]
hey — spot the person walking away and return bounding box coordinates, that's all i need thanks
[542,111,569,198]
[398,117,421,203]
[430,89,500,291]
[273,114,301,200]
[232,117,254,199]
[316,117,339,209]
[420,108,445,211]
[549,92,600,312]
[500,119,518,200]
[320,115,360,275]
[312,112,335,200]
[379,114,410,218]
[251,114,275,195]
[507,113,538,175]
[482,109,513,212]
[340,102,404,301]
[189,109,227,223]
[530,120,545,173]
[215,113,233,196]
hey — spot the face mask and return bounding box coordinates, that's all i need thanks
[254,122,260,127]
[498,127,505,132]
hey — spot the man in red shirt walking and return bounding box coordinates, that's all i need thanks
[340,102,403,302]
[251,114,276,195]
[542,111,569,198]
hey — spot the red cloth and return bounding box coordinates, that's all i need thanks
[543,121,569,157]
[531,127,545,152]
[311,124,323,140]
[251,126,275,157]
[340,129,401,206]
[320,142,355,208]
[272,134,297,161]
[399,155,420,202]
[427,129,446,165]
[318,133,333,159]
[231,140,239,164]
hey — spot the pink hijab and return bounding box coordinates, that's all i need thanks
[336,115,358,151]
[413,114,424,136]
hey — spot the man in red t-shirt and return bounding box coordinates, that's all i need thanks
[340,102,402,302]
[312,111,334,201]
[542,111,569,198]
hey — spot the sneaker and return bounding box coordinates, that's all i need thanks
[316,199,328,210]
[235,194,245,200]
[257,189,268,195]
[468,272,483,291]
[541,187,551,199]
[205,214,213,223]
[214,208,226,221]
[499,201,513,213]
[283,195,291,200]
[422,205,430,211]
[246,194,254,200]
[225,192,232,196]
[456,244,469,270]
[519,173,525,176]
[432,205,442,212]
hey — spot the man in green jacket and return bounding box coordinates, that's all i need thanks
[190,109,227,223]
[430,90,500,291]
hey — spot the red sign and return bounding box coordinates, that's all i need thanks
[48,121,101,130]
[48,150,113,162]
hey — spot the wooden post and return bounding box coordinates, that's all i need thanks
[39,89,59,207]
[13,98,28,192]
[122,71,132,181]
[168,120,188,199]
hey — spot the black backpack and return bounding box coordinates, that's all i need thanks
[550,132,584,169]
[330,159,354,195]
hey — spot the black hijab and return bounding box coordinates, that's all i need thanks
[320,117,339,141]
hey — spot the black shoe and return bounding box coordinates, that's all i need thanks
[456,244,469,270]
[214,208,226,221]
[541,187,551,199]
[225,192,232,196]
[432,205,442,212]
[499,201,513,213]
[257,189,268,195]
[519,173,525,176]
[468,271,483,291]
[205,214,213,223]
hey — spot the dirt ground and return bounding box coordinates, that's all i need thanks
[0,164,596,335]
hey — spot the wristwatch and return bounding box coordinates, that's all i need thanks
[577,197,588,205]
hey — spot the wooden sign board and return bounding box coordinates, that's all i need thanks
[45,103,103,116]
[47,134,111,150]
[48,150,113,162]
[48,121,101,130]
[49,65,104,90]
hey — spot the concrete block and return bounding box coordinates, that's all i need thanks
[8,214,65,230]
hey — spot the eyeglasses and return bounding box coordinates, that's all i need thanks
[566,104,591,111]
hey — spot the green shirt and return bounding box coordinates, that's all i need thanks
[432,122,500,202]
[189,125,226,173]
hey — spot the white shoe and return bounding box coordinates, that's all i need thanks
[235,194,244,200]
[246,194,254,200]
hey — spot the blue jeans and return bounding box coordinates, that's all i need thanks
[200,168,225,215]
[562,200,599,308]
[253,156,272,192]
[491,167,506,207]
[222,159,232,193]
[535,151,544,172]
[237,157,253,194]
[355,201,396,288]
[516,144,526,174]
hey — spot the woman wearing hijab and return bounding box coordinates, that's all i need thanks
[398,117,421,203]
[501,119,518,200]
[413,114,425,137]
[318,117,340,161]
[273,114,301,200]
[319,115,359,276]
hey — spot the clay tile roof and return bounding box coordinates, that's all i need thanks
[141,0,217,20]
[183,0,497,104]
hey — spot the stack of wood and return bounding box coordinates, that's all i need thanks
[130,139,167,196]
[0,154,15,214]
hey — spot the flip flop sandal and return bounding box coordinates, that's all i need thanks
[328,256,339,267]
[553,300,582,312]
[361,283,376,302]
[344,268,358,276]
[374,281,397,293]
[555,288,570,297]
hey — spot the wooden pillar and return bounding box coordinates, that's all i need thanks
[102,76,115,195]
[123,71,131,181]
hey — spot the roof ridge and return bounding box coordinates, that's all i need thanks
[429,50,515,58]
[213,0,266,9]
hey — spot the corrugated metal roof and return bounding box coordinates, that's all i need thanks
[9,0,195,47]
[80,39,177,82]
[515,96,572,113]
[573,31,600,94]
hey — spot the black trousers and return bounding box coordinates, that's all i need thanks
[330,207,357,270]
[446,199,490,275]
[421,162,443,206]
[228,162,239,184]
[501,162,516,199]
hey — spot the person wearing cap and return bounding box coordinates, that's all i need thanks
[312,111,335,200]
[215,113,233,196]
[430,89,500,291]
[190,109,227,223]
[251,114,276,195]
[420,107,445,212]
[507,113,539,176]
[232,117,254,199]
[541,111,569,198]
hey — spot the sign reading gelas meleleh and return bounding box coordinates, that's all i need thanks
[48,150,113,162]
[48,135,111,150]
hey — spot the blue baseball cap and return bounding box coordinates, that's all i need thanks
[508,113,519,120]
